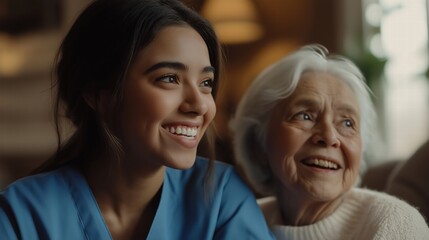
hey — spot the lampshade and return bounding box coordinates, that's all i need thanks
[201,0,264,44]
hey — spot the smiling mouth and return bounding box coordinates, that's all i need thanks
[164,125,198,138]
[301,158,340,170]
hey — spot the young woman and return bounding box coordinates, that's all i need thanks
[0,0,274,239]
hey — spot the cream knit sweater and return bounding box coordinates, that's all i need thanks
[259,188,429,240]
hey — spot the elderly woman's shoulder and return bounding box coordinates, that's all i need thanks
[349,188,429,235]
[351,187,421,210]
[350,188,422,216]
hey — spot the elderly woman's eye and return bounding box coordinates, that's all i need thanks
[343,119,354,128]
[294,112,312,121]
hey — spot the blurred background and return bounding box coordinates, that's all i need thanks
[0,0,428,189]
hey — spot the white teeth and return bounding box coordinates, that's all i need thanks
[304,158,339,170]
[169,127,176,134]
[166,125,198,137]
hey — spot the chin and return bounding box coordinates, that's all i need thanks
[306,186,343,202]
[164,152,197,170]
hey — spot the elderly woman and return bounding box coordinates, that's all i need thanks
[230,45,429,239]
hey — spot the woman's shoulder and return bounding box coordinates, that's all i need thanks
[0,166,81,224]
[193,156,234,171]
[166,156,252,196]
[195,157,250,189]
[1,166,80,208]
[177,157,274,239]
[0,165,99,239]
[350,188,429,236]
[167,156,235,180]
[351,187,423,210]
[349,188,423,216]
[3,167,71,192]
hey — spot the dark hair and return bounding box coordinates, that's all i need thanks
[34,0,222,177]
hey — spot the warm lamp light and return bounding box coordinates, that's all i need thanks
[201,0,264,44]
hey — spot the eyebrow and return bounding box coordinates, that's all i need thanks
[291,98,319,108]
[291,98,359,116]
[336,104,359,117]
[144,61,215,74]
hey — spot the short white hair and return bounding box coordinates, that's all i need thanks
[229,44,376,195]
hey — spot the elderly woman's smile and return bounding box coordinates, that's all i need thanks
[300,156,340,170]
[266,71,361,204]
[231,45,429,238]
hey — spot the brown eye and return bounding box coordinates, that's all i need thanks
[200,79,214,88]
[199,79,214,94]
[156,74,179,84]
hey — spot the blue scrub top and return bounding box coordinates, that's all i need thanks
[0,157,274,239]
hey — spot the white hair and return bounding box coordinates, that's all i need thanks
[229,44,376,195]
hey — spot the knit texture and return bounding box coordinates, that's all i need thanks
[263,188,429,240]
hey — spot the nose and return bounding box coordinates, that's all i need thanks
[311,121,340,148]
[179,85,208,116]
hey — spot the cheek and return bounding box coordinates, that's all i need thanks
[266,127,305,177]
[346,138,362,167]
[123,94,162,123]
[206,96,216,122]
[267,127,307,161]
[342,137,362,182]
[119,89,173,137]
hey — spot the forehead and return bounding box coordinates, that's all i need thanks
[281,71,360,114]
[135,25,210,66]
[297,72,354,96]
